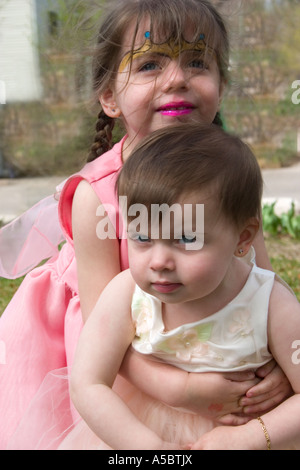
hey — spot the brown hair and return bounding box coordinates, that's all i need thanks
[87,0,230,161]
[117,123,263,228]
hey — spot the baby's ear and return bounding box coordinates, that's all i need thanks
[235,217,259,258]
[99,89,121,118]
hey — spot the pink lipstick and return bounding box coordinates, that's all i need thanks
[157,101,195,116]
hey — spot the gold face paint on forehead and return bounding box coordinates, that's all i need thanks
[118,32,215,73]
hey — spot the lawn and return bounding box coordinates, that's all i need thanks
[265,235,300,301]
[0,235,300,316]
[0,277,24,315]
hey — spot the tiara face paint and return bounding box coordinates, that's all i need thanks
[118,32,215,73]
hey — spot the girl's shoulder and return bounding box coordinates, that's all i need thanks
[269,279,300,315]
[58,138,126,242]
[267,279,300,349]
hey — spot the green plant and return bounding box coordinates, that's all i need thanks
[280,203,300,239]
[263,202,300,239]
[262,202,281,236]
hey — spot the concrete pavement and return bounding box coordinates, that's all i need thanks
[0,163,299,224]
[262,162,300,214]
[0,175,66,224]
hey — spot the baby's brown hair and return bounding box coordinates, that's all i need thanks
[117,123,263,229]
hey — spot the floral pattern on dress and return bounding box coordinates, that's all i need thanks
[132,295,154,337]
[157,324,214,363]
[228,309,253,337]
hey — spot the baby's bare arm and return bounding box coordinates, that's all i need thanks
[120,349,260,423]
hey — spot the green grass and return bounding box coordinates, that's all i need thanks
[269,257,300,300]
[0,277,24,315]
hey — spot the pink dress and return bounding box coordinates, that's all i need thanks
[0,138,128,450]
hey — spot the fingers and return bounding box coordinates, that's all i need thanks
[217,413,252,426]
[255,359,276,378]
[229,377,261,397]
[222,370,256,382]
[245,367,293,399]
[241,389,292,415]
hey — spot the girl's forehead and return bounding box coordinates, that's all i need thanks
[122,17,200,50]
[119,19,215,73]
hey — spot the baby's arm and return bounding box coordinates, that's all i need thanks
[190,281,300,450]
[120,350,260,424]
[70,270,182,450]
[120,348,291,424]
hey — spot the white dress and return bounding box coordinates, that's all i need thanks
[57,263,275,449]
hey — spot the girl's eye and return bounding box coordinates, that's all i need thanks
[188,59,206,69]
[139,61,160,72]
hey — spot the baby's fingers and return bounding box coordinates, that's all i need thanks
[216,413,252,426]
[241,390,289,415]
[222,370,256,382]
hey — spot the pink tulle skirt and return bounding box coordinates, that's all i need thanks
[7,368,215,450]
[0,245,83,450]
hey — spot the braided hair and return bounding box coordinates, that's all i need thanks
[87,111,115,162]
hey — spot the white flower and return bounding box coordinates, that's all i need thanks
[133,297,153,336]
[229,309,253,337]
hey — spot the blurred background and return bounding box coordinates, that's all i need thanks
[0,0,299,178]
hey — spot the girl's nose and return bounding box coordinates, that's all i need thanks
[161,62,188,93]
[149,243,175,272]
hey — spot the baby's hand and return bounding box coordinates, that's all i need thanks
[239,360,293,416]
[184,370,260,422]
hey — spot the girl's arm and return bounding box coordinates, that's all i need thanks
[72,180,121,322]
[252,226,273,270]
[70,270,182,450]
[245,225,294,409]
[190,281,300,450]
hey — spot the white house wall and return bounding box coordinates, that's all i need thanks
[0,0,42,102]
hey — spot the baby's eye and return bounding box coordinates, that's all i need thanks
[137,234,151,242]
[178,235,197,245]
[128,232,151,243]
